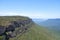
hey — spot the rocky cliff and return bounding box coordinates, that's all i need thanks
[0,16,33,40]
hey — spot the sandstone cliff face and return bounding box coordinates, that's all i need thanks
[0,16,33,40]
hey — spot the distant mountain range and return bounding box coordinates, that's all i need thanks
[32,18,46,24]
[39,19,60,26]
[32,18,60,31]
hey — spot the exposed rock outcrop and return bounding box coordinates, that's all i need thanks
[0,17,33,40]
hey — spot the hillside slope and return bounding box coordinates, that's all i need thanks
[10,24,58,40]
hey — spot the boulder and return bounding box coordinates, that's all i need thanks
[12,21,21,27]
[0,26,6,35]
[6,25,15,32]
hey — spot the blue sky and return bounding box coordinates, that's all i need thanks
[0,0,60,19]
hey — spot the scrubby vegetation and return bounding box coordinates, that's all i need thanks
[0,16,30,26]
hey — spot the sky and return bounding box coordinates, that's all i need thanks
[0,0,60,19]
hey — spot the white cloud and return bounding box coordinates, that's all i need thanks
[0,12,18,16]
[0,11,60,19]
[0,12,44,18]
